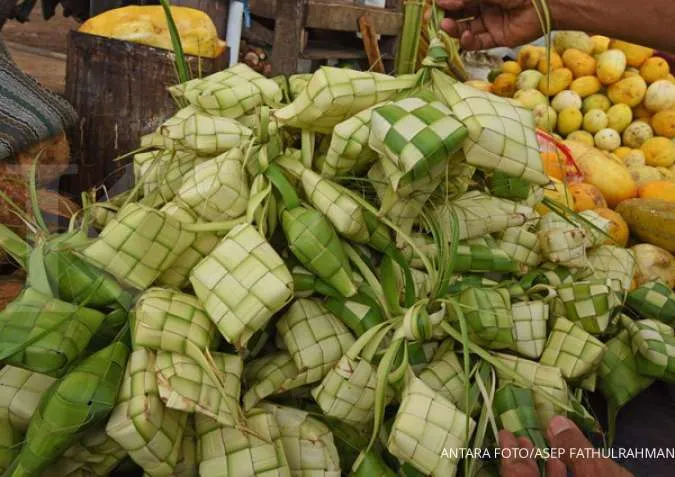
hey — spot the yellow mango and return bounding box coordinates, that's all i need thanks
[502,61,522,76]
[492,73,517,97]
[567,130,595,147]
[562,48,597,77]
[640,57,670,84]
[606,104,633,133]
[539,68,573,96]
[610,39,654,67]
[79,6,225,58]
[558,108,583,136]
[554,31,594,55]
[518,45,545,70]
[652,109,675,138]
[638,180,675,202]
[537,52,563,74]
[597,50,627,85]
[607,76,648,107]
[569,182,608,211]
[614,147,633,160]
[571,76,602,97]
[464,80,493,93]
[564,140,638,207]
[594,208,630,247]
[591,35,611,55]
[641,137,675,167]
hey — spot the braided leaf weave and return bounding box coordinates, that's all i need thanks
[387,375,476,477]
[106,349,188,476]
[171,63,283,117]
[191,223,293,348]
[431,70,548,185]
[277,299,355,383]
[627,279,675,324]
[510,300,549,360]
[82,203,196,290]
[539,318,607,380]
[0,365,55,432]
[0,288,106,377]
[369,95,468,196]
[155,351,243,426]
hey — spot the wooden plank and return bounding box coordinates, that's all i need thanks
[270,0,304,75]
[306,3,402,35]
[64,31,227,194]
[250,0,403,35]
[301,44,394,60]
[358,15,384,73]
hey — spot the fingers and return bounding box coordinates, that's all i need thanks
[499,430,540,477]
[546,416,635,477]
[436,0,472,11]
[440,18,498,50]
[546,458,567,477]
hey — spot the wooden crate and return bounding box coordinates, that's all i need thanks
[64,31,228,195]
[249,0,403,74]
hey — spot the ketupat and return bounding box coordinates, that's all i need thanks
[190,223,294,348]
[5,341,128,477]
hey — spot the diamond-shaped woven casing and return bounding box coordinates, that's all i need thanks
[11,342,127,477]
[170,63,283,117]
[431,70,548,185]
[627,279,675,324]
[294,165,370,244]
[191,223,293,348]
[177,148,249,222]
[586,245,635,294]
[0,288,106,377]
[106,349,188,476]
[498,226,541,270]
[132,288,218,358]
[261,403,341,477]
[538,219,587,269]
[460,287,515,350]
[418,345,467,409]
[243,351,311,411]
[510,300,549,360]
[557,279,619,334]
[159,105,253,156]
[155,351,243,426]
[321,104,382,177]
[598,329,654,409]
[311,354,380,428]
[0,366,55,432]
[494,353,569,431]
[540,318,607,380]
[387,375,476,477]
[134,150,205,207]
[196,409,291,477]
[369,95,468,196]
[624,318,675,382]
[156,202,220,289]
[493,384,547,450]
[82,203,195,290]
[454,238,517,273]
[281,207,356,298]
[368,160,438,243]
[274,67,417,133]
[45,428,127,477]
[440,191,528,241]
[277,299,354,382]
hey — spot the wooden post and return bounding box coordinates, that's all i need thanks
[270,0,304,75]
[64,31,227,195]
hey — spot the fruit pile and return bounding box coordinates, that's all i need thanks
[477,32,674,191]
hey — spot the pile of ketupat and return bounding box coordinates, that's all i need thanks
[1,31,675,477]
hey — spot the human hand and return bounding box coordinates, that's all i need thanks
[500,416,635,477]
[437,0,546,50]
